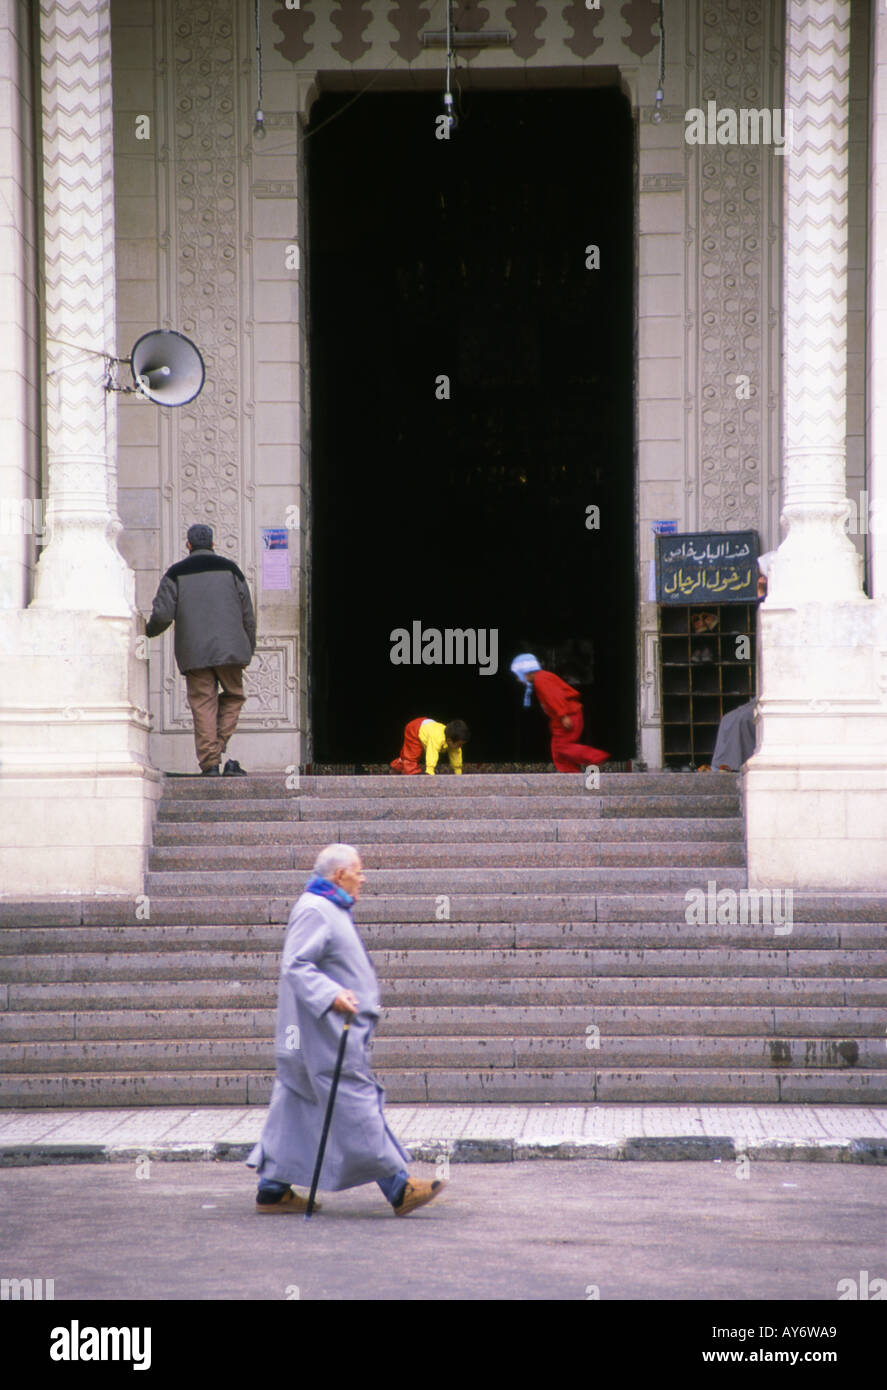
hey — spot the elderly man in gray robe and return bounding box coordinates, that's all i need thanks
[247,843,446,1217]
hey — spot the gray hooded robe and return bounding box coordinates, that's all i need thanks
[247,888,411,1190]
[710,698,757,771]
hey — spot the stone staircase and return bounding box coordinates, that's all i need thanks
[1,773,885,1106]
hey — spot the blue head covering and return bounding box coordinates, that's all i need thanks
[511,653,541,708]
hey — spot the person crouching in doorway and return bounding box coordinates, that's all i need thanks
[390,718,469,775]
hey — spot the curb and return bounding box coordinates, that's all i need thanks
[2,1135,886,1167]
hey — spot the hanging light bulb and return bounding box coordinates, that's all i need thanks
[442,0,456,134]
[444,89,456,133]
[253,0,266,140]
[651,88,664,125]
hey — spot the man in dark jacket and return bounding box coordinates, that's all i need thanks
[145,523,256,776]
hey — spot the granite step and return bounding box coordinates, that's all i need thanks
[5,968,884,1010]
[157,772,736,798]
[155,794,742,822]
[4,892,885,927]
[3,920,881,952]
[151,816,746,846]
[2,1068,885,1107]
[5,946,883,984]
[2,1004,881,1040]
[142,866,751,895]
[3,768,883,1109]
[1,1034,883,1074]
[148,840,747,871]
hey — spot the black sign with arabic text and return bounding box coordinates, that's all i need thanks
[656,530,759,604]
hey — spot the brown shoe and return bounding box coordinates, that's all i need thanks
[394,1177,447,1217]
[255,1187,320,1214]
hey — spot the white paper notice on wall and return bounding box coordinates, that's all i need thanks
[261,528,291,591]
[649,520,678,602]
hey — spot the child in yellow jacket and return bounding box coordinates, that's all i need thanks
[390,718,469,775]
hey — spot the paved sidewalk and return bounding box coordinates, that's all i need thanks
[1,1104,886,1165]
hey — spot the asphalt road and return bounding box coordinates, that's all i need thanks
[2,1158,885,1303]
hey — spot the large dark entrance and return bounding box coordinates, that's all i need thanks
[307,89,635,766]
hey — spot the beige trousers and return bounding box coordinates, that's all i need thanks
[184,665,247,770]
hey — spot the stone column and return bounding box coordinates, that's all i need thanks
[766,0,861,606]
[0,0,40,612]
[31,0,132,615]
[0,0,161,900]
[869,0,887,599]
[744,0,887,889]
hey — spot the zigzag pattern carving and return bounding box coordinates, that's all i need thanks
[32,0,133,614]
[783,1,850,456]
[40,0,117,461]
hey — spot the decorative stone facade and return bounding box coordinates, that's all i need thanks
[110,0,798,772]
[636,0,785,762]
[114,0,308,772]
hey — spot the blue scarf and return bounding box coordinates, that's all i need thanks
[305,875,354,911]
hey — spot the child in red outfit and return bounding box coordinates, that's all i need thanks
[511,653,608,773]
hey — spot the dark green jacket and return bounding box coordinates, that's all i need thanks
[146,547,256,673]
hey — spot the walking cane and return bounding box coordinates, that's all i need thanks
[305,1013,352,1219]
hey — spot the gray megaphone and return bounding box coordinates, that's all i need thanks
[130,330,205,406]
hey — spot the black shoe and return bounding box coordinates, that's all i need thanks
[222,759,247,776]
[200,765,220,776]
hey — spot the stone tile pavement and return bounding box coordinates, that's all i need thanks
[1,1105,885,1165]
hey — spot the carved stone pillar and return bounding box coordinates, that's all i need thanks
[0,0,40,613]
[744,0,887,890]
[870,0,887,599]
[31,0,133,616]
[766,0,861,606]
[0,0,160,900]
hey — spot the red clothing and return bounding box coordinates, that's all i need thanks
[390,716,426,775]
[532,670,608,773]
[532,670,582,723]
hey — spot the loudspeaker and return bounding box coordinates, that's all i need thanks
[130,330,205,406]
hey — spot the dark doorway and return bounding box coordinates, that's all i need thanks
[307,89,635,766]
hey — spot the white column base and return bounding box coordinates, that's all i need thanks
[743,598,887,889]
[0,609,161,897]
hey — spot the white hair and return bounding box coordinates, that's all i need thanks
[312,843,360,879]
